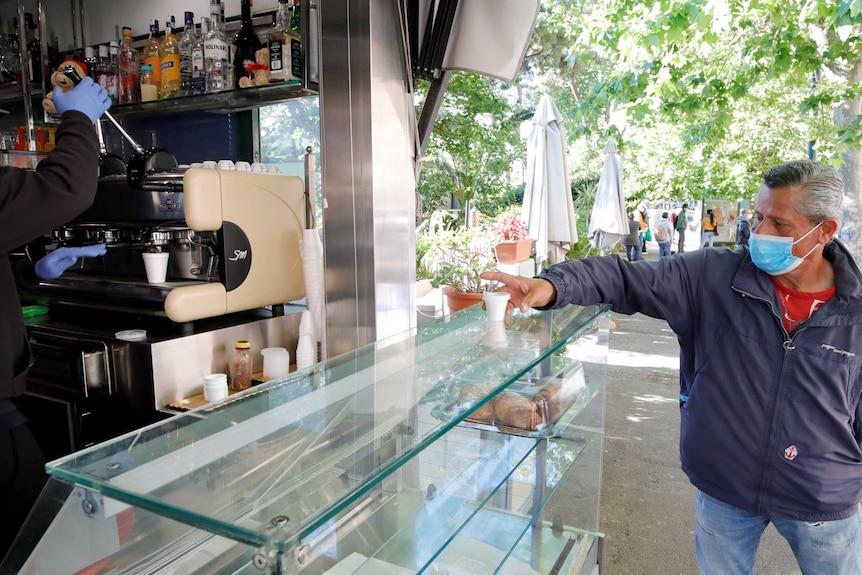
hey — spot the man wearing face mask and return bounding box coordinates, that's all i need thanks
[482,160,862,574]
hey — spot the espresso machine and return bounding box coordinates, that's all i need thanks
[40,168,307,322]
[18,168,310,458]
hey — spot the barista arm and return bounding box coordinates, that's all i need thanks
[0,111,99,253]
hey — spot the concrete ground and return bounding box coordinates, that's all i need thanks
[580,245,802,574]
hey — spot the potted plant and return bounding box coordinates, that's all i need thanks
[491,209,533,264]
[420,224,498,312]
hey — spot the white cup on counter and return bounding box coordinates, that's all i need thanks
[203,373,228,402]
[218,159,236,171]
[235,161,251,172]
[202,160,218,169]
[251,162,266,173]
[142,252,169,283]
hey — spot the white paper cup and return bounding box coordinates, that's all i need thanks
[235,161,251,172]
[218,159,235,171]
[142,252,170,283]
[483,291,510,322]
[203,373,228,402]
[202,160,218,169]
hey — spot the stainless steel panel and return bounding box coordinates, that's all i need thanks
[151,312,302,410]
[319,0,417,358]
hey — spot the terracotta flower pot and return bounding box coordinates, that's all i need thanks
[494,238,533,264]
[442,285,484,313]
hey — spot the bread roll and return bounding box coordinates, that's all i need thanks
[492,391,539,430]
[532,381,563,424]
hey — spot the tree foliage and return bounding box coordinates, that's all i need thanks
[415,0,862,256]
[416,73,527,219]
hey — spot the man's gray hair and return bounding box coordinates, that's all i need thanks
[763,160,844,223]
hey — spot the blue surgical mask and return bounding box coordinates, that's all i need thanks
[748,222,823,276]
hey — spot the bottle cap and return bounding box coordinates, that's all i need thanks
[235,340,250,349]
[141,64,153,71]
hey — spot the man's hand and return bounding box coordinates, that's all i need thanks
[52,76,112,124]
[35,244,107,280]
[480,271,556,314]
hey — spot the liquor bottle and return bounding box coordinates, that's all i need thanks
[159,15,180,98]
[143,19,161,98]
[107,41,119,101]
[118,27,140,104]
[268,0,298,82]
[191,17,207,94]
[105,42,119,103]
[6,19,20,82]
[25,13,40,83]
[204,0,230,93]
[178,11,195,96]
[83,46,97,81]
[94,45,108,92]
[47,33,60,72]
[232,0,263,88]
[289,0,302,81]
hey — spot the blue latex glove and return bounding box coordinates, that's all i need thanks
[35,244,107,280]
[52,76,112,125]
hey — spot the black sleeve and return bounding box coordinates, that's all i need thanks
[0,111,99,253]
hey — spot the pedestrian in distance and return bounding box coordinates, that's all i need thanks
[624,211,642,261]
[1,76,112,559]
[675,203,689,253]
[482,160,862,574]
[737,208,752,247]
[700,208,718,248]
[653,211,674,258]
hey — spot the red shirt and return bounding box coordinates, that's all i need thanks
[770,277,835,333]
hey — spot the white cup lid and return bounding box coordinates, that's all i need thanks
[115,329,147,341]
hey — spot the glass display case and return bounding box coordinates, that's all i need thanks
[1,303,610,575]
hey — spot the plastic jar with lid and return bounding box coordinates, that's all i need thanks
[230,340,252,391]
[140,64,158,102]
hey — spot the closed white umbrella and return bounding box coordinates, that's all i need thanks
[588,138,628,255]
[521,95,577,270]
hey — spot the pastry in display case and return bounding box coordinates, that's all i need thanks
[0,304,610,575]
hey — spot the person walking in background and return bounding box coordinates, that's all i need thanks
[638,204,649,253]
[1,76,111,559]
[483,160,862,575]
[624,211,642,261]
[700,208,718,248]
[675,203,689,253]
[737,208,752,247]
[653,211,674,258]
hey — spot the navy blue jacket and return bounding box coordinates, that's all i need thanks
[539,242,862,521]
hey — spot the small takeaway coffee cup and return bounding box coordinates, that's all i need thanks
[483,291,510,322]
[142,252,169,283]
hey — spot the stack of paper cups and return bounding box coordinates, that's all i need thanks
[301,229,326,360]
[296,333,316,369]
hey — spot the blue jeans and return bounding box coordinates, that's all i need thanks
[625,244,641,261]
[658,241,671,257]
[695,490,862,575]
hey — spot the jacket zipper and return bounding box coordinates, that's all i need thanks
[734,286,808,515]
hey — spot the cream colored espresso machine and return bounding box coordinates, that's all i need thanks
[165,169,306,322]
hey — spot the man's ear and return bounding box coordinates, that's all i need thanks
[821,219,840,243]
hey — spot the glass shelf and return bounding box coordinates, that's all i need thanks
[0,81,42,105]
[6,303,609,574]
[105,81,316,118]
